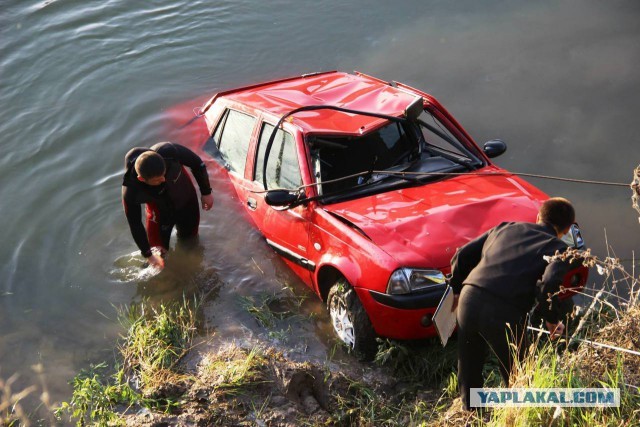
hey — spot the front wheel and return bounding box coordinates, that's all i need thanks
[327,279,377,360]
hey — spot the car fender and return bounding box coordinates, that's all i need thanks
[313,247,395,305]
[314,252,362,298]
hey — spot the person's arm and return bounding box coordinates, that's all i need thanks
[122,187,152,257]
[449,229,491,312]
[169,143,214,210]
[122,188,164,268]
[449,228,491,294]
[537,250,571,336]
[172,143,212,190]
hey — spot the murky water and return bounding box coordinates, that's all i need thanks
[1,0,639,417]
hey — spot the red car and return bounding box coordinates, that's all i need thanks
[177,71,586,358]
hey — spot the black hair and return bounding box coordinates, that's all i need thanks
[539,197,575,232]
[135,151,166,180]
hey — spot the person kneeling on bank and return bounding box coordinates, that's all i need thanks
[449,197,575,411]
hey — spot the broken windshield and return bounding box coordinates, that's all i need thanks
[309,121,416,194]
[309,111,482,202]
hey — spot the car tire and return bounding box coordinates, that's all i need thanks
[327,278,377,360]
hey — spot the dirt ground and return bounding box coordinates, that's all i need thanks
[121,344,427,427]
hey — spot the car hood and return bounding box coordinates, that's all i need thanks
[323,171,546,270]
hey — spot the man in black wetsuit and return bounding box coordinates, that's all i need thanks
[122,142,213,268]
[449,197,576,411]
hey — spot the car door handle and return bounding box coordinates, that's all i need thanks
[247,197,257,210]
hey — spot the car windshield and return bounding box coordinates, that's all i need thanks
[309,110,483,202]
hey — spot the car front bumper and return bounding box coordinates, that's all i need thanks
[355,285,447,340]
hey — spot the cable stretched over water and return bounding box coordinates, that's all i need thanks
[373,169,630,187]
[300,168,633,192]
[527,326,640,357]
[248,167,635,195]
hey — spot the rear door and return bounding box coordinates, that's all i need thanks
[202,106,258,196]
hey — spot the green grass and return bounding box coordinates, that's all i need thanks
[239,283,311,339]
[330,376,408,426]
[485,342,640,427]
[119,297,198,393]
[52,242,640,426]
[55,363,131,427]
[55,297,199,426]
[198,346,269,397]
[374,338,458,386]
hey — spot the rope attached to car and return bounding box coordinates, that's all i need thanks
[247,168,634,196]
[527,326,640,357]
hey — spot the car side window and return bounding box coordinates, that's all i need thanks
[255,123,301,189]
[203,110,227,160]
[209,109,256,173]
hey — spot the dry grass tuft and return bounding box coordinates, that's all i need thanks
[572,306,640,387]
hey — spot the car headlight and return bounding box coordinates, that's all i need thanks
[561,224,585,249]
[386,268,446,295]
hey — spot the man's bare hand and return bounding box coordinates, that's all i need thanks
[147,253,165,269]
[545,320,565,340]
[201,194,214,211]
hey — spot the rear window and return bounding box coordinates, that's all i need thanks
[209,109,256,174]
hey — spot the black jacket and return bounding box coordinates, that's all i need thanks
[449,222,570,323]
[122,142,211,257]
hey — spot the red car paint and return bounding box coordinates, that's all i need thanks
[172,71,586,344]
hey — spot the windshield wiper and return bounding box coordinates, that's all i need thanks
[366,170,421,185]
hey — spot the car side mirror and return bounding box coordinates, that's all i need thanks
[404,97,424,121]
[265,190,300,207]
[483,139,507,158]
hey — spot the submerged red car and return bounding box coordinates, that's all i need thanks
[178,71,586,358]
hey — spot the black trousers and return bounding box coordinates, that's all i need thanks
[457,285,528,410]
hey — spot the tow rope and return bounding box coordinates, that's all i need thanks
[247,167,638,196]
[305,169,632,189]
[527,326,640,357]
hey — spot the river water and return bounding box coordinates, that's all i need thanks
[1,0,639,418]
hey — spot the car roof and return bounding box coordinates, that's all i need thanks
[217,71,421,135]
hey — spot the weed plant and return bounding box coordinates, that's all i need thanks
[56,297,198,426]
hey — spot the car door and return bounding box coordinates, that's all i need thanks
[201,105,258,201]
[242,120,314,286]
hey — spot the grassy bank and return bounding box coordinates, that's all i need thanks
[53,297,199,425]
[50,249,639,426]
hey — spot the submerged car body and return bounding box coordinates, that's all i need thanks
[179,71,586,357]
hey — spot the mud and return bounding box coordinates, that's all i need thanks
[122,345,388,426]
